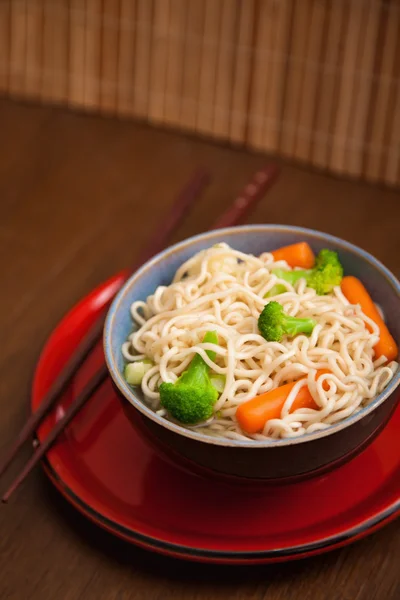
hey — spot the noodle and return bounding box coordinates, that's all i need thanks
[122,244,398,440]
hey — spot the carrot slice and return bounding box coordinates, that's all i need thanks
[271,242,315,269]
[341,276,398,363]
[236,370,329,434]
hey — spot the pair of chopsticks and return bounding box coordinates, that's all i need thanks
[1,163,280,502]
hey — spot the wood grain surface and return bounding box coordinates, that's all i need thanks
[0,98,398,600]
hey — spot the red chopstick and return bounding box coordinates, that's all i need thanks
[0,169,211,480]
[212,163,279,229]
[1,162,280,502]
[1,366,110,503]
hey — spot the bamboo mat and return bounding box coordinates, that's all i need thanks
[0,0,399,187]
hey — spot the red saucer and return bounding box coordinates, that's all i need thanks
[32,275,400,564]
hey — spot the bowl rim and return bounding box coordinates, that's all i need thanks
[104,224,400,448]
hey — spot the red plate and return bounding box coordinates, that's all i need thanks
[32,275,400,564]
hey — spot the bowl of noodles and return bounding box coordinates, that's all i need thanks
[104,225,400,481]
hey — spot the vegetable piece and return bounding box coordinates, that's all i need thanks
[341,276,398,362]
[125,359,153,385]
[267,249,344,297]
[258,301,316,342]
[266,283,287,297]
[210,373,226,393]
[159,331,219,424]
[236,370,330,434]
[271,242,315,269]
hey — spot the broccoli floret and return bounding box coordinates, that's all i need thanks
[310,249,344,294]
[258,301,316,342]
[267,249,343,296]
[159,331,219,424]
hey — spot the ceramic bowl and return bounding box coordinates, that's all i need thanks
[104,225,400,482]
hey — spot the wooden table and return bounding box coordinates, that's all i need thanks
[0,98,398,600]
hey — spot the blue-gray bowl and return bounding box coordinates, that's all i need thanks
[104,225,400,481]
